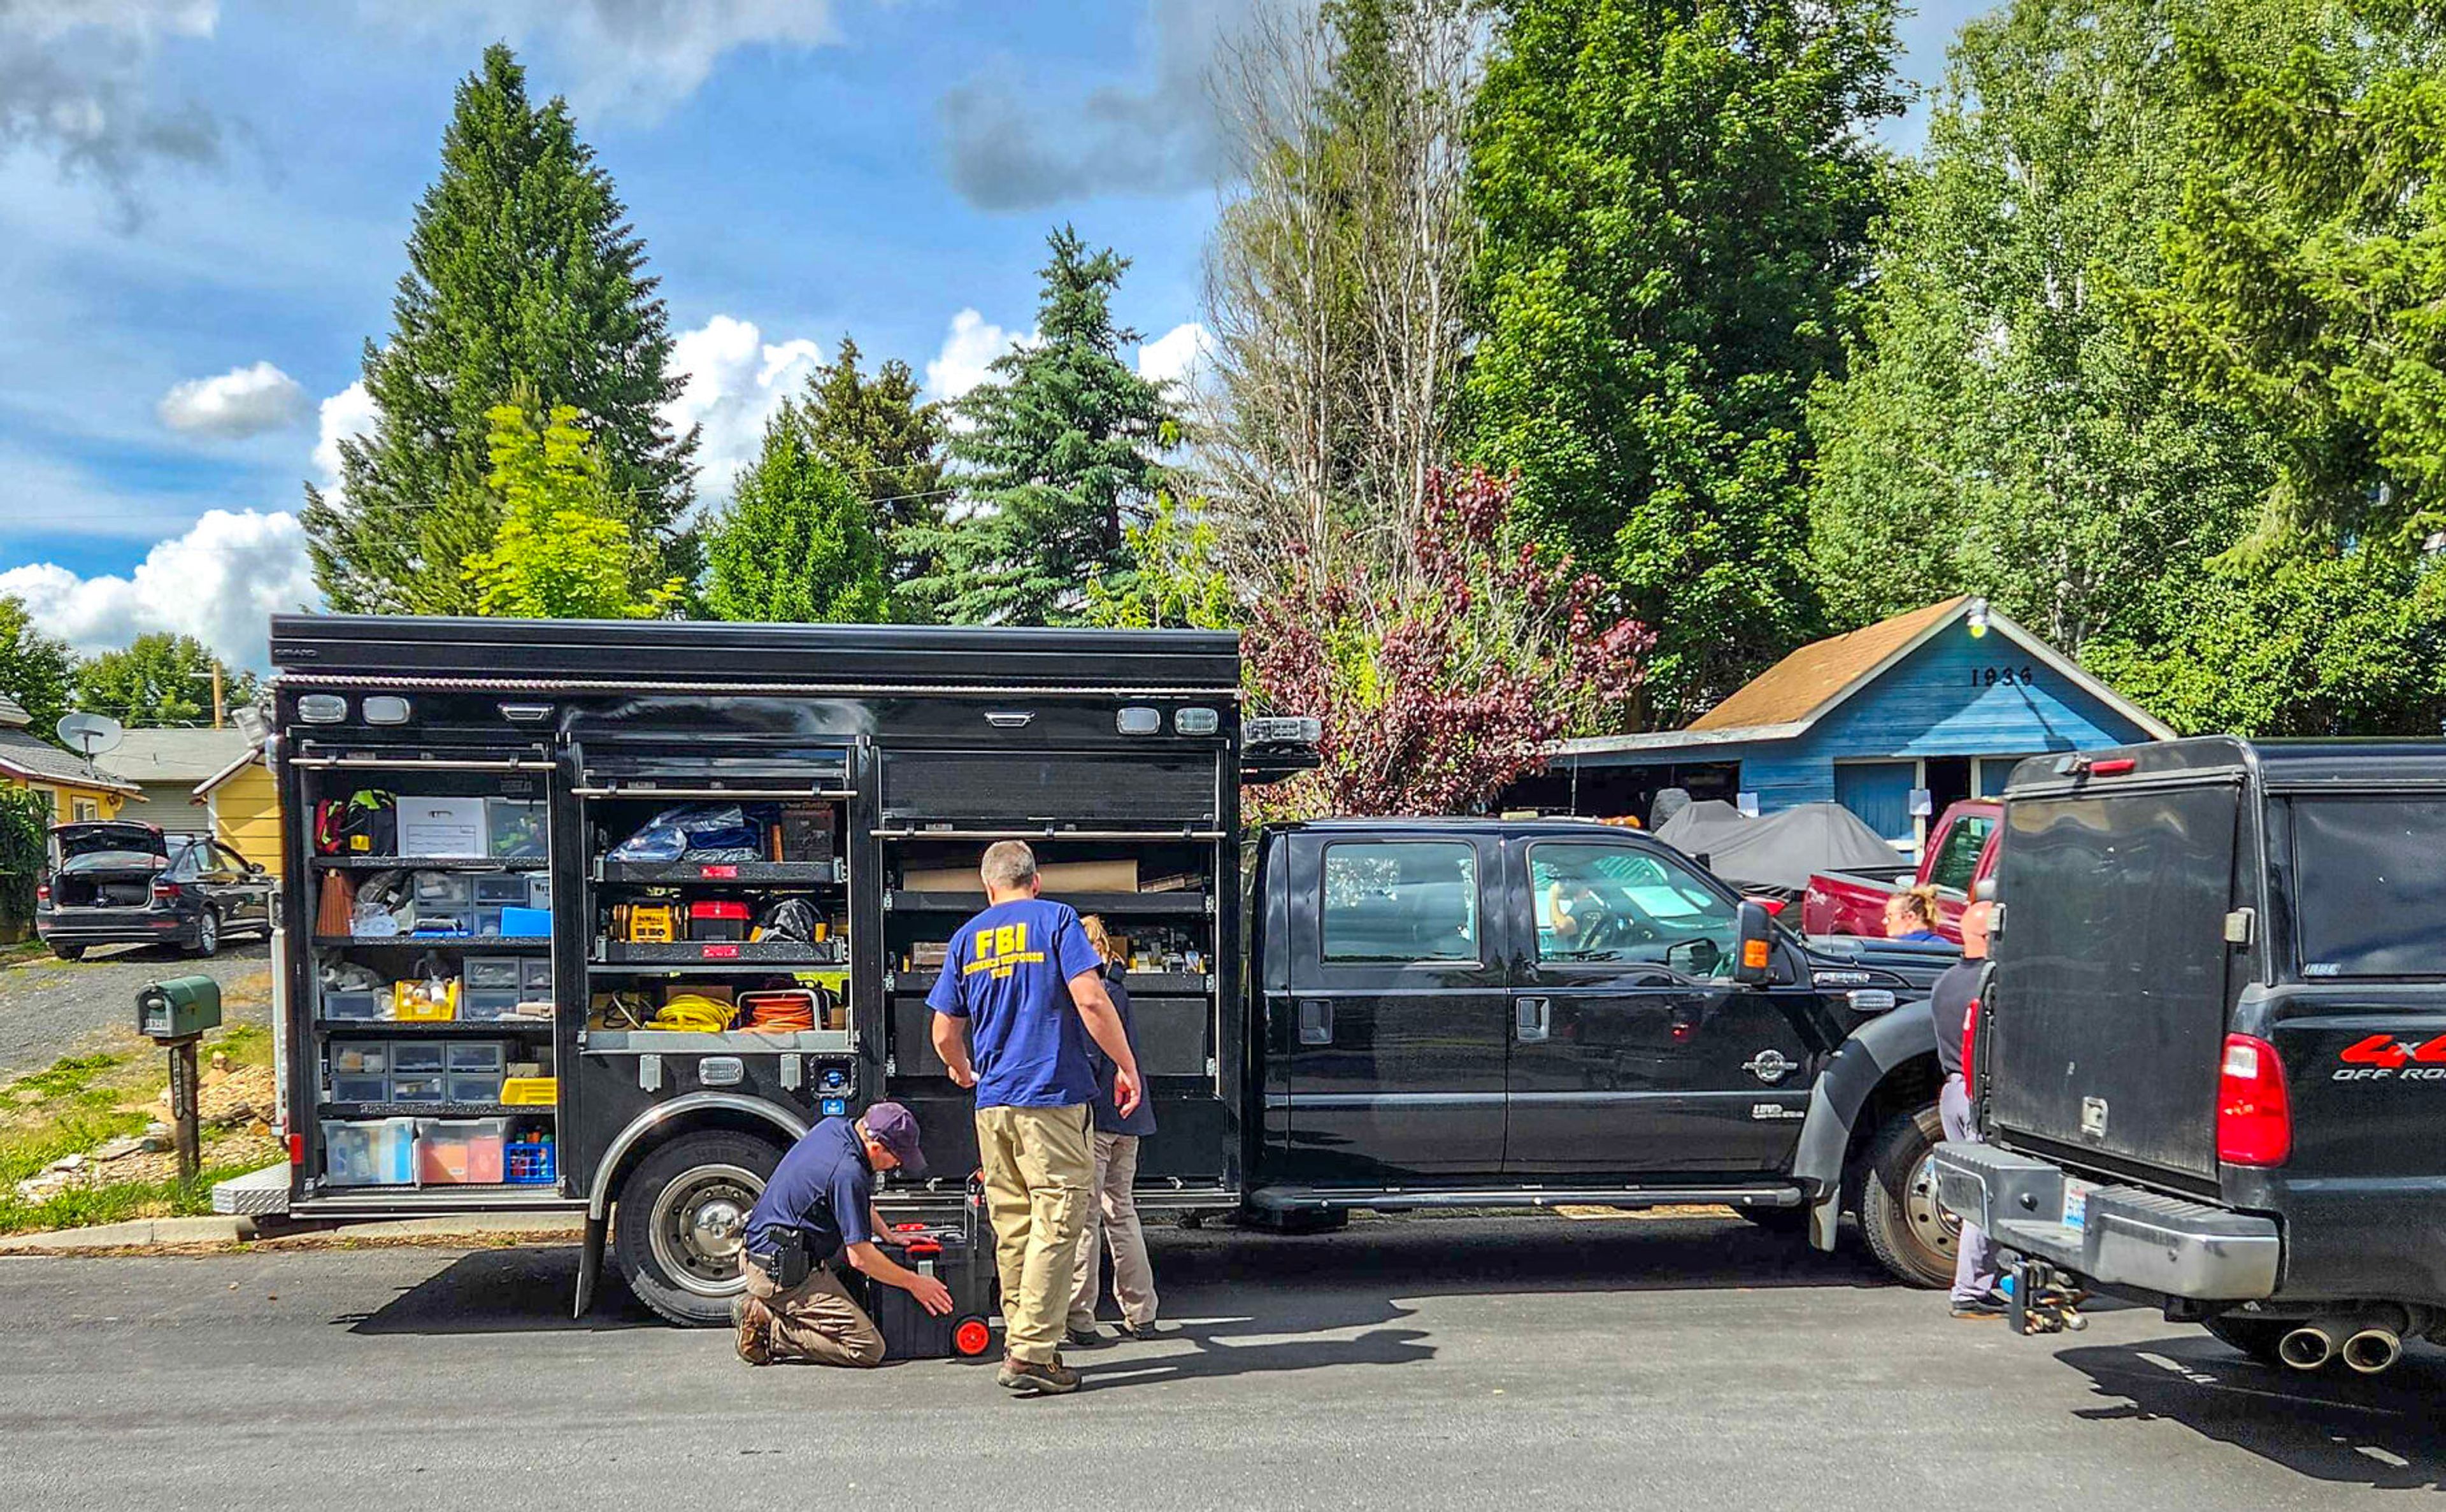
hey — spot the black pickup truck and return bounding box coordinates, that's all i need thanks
[1936,738,2446,1374]
[238,615,1963,1324]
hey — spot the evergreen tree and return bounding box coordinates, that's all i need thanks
[303,43,696,614]
[917,227,1179,625]
[463,404,682,620]
[795,338,946,604]
[704,403,893,624]
[1466,0,1903,721]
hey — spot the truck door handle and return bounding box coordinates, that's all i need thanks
[1298,999,1333,1046]
[1517,997,1550,1043]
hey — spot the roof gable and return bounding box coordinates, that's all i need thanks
[0,729,140,793]
[1691,598,1969,731]
[110,728,255,783]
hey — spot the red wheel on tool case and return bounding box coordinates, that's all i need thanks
[953,1318,993,1357]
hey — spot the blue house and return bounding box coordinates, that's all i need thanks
[1512,596,2173,854]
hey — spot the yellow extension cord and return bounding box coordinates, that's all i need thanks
[646,992,735,1032]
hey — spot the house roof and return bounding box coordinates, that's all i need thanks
[192,739,269,799]
[0,695,29,728]
[110,727,255,785]
[1554,596,2175,760]
[0,727,141,794]
[1690,597,1972,731]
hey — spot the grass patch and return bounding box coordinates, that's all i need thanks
[207,1022,271,1070]
[0,1159,259,1236]
[0,1109,150,1187]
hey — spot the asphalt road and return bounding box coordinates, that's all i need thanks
[4,1211,2439,1511]
[0,941,270,1081]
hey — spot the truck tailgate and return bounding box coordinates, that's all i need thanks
[1988,783,2241,1188]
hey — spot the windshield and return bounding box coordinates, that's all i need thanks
[2291,798,2446,977]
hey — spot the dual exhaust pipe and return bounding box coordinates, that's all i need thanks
[2277,1317,2409,1375]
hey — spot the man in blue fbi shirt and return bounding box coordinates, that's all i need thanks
[733,1102,953,1366]
[929,840,1143,1396]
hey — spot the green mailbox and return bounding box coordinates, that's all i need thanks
[136,976,222,1042]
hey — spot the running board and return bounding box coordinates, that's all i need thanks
[1245,1185,1805,1215]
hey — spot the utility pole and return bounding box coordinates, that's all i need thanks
[210,661,225,730]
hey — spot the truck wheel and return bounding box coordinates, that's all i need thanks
[613,1130,783,1327]
[189,907,220,959]
[2201,1315,2289,1366]
[50,944,84,962]
[1856,1106,1954,1290]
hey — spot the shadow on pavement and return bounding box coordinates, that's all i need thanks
[342,1245,662,1336]
[2057,1334,2446,1490]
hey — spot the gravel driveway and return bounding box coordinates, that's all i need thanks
[0,941,271,1082]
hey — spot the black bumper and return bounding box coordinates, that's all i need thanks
[1933,1140,2280,1301]
[36,910,197,948]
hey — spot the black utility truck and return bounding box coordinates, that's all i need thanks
[226,616,1962,1324]
[1936,738,2446,1373]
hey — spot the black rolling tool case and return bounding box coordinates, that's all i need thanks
[868,1179,996,1359]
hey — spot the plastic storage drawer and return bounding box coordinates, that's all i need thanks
[447,1071,503,1104]
[460,987,524,1022]
[472,874,533,906]
[447,1042,505,1072]
[322,990,387,1022]
[462,957,523,989]
[520,956,555,992]
[329,1041,389,1076]
[389,1073,447,1104]
[390,1043,447,1073]
[324,1119,414,1185]
[329,1074,390,1104]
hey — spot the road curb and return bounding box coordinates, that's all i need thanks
[0,1215,257,1253]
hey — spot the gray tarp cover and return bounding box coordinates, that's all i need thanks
[1653,800,1902,892]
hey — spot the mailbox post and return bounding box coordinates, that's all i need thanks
[136,977,222,1183]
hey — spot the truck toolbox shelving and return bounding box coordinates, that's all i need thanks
[237,614,1968,1327]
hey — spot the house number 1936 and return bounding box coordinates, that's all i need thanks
[1971,666,2038,687]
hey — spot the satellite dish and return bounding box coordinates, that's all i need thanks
[56,712,124,760]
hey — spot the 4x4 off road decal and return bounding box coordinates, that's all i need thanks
[2335,1033,2446,1080]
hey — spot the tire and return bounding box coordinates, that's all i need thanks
[613,1130,784,1327]
[1856,1105,1955,1289]
[50,944,84,962]
[2201,1315,2289,1366]
[189,907,220,959]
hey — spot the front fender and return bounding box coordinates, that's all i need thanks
[1793,1001,1936,1250]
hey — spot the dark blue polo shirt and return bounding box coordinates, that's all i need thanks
[926,897,1105,1109]
[743,1116,875,1260]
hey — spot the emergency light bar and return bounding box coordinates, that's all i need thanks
[1244,716,1322,748]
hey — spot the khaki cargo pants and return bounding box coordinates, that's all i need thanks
[975,1102,1094,1365]
[742,1258,885,1367]
[1068,1130,1159,1332]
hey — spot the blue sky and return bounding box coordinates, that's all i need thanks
[0,0,1983,671]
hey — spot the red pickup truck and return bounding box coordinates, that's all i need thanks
[1799,799,1999,943]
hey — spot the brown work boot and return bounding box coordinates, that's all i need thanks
[996,1353,1081,1395]
[733,1295,773,1365]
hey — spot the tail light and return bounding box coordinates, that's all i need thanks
[1961,997,1980,1091]
[34,882,48,905]
[2217,1033,2292,1167]
[152,881,182,905]
[287,1132,305,1166]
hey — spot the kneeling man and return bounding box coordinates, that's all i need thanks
[734,1101,953,1366]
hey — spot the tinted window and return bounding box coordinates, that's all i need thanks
[165,842,204,881]
[1927,815,1994,894]
[1530,843,1738,976]
[2292,799,2446,977]
[1321,841,1479,963]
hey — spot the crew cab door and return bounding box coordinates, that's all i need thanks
[1503,838,1817,1175]
[1272,831,1507,1182]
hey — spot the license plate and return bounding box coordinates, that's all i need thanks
[2062,1177,2098,1232]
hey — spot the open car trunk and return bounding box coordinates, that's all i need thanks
[1987,783,2242,1194]
[48,823,169,909]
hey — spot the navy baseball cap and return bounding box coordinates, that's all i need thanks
[862,1101,927,1178]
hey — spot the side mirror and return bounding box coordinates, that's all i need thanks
[1734,900,1775,986]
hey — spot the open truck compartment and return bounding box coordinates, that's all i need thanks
[263,616,1252,1315]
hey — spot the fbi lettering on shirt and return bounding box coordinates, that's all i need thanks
[964,921,1047,981]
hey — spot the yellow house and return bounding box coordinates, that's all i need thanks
[0,694,137,822]
[192,738,284,876]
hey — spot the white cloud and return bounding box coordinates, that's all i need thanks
[0,508,318,671]
[157,360,307,438]
[396,2,842,118]
[0,0,223,216]
[661,314,825,497]
[311,379,376,488]
[924,309,1034,404]
[1136,321,1212,389]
